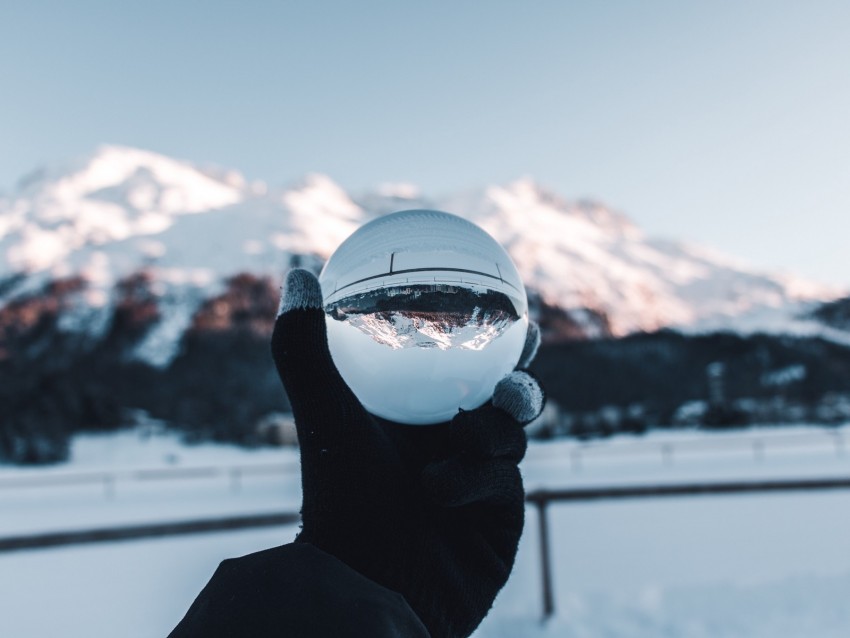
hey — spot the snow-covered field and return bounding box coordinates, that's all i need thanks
[3,424,850,637]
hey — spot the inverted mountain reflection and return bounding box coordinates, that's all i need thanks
[325,284,521,351]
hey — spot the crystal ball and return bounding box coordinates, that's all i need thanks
[319,209,528,425]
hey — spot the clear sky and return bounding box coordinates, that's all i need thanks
[2,1,849,286]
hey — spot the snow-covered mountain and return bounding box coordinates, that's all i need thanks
[0,145,844,366]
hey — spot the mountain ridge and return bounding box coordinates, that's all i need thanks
[0,145,845,368]
[3,146,850,463]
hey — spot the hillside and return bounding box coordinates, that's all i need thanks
[1,146,848,463]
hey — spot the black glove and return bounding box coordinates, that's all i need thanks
[271,269,544,638]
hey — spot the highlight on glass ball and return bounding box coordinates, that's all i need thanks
[319,209,529,425]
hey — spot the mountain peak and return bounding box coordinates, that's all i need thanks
[286,172,348,195]
[492,176,567,210]
[480,177,639,239]
[283,173,361,218]
[0,146,246,276]
[278,173,365,258]
[1,146,844,354]
[15,145,244,209]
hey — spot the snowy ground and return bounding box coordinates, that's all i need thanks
[2,424,850,637]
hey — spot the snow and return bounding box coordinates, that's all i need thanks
[44,145,243,216]
[5,225,72,272]
[280,173,363,258]
[761,364,807,387]
[2,145,846,362]
[0,528,295,638]
[3,424,850,637]
[0,146,244,278]
[437,180,844,336]
[132,287,206,367]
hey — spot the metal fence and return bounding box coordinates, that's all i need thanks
[528,428,847,470]
[525,476,850,620]
[0,461,301,498]
[0,512,301,553]
[4,471,850,621]
[1,427,845,499]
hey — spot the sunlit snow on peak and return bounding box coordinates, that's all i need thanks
[40,145,244,214]
[279,173,364,257]
[0,145,846,372]
[283,173,361,219]
[0,145,246,277]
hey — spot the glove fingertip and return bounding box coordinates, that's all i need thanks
[278,269,323,316]
[493,371,545,425]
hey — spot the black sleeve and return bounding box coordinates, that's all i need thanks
[168,542,430,638]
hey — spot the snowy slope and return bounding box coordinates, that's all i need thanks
[357,178,842,333]
[434,179,840,335]
[3,425,850,638]
[0,149,365,288]
[0,146,844,366]
[0,149,367,364]
[0,146,244,274]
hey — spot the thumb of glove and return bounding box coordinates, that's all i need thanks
[492,370,545,425]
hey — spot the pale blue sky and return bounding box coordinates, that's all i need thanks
[2,1,849,286]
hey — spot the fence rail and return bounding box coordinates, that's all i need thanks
[0,512,301,553]
[529,428,847,469]
[0,461,301,496]
[525,475,850,620]
[2,429,846,497]
[5,474,850,621]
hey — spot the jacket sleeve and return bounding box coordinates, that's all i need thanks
[168,542,430,638]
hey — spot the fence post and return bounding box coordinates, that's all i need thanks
[534,497,555,621]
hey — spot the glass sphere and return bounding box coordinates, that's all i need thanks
[319,209,528,425]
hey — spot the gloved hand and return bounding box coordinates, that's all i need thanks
[271,269,544,638]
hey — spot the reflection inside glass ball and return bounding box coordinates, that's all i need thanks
[319,209,528,425]
[326,283,520,351]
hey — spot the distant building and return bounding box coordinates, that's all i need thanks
[256,412,298,447]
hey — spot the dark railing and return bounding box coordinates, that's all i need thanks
[1,428,843,498]
[0,462,301,498]
[525,476,850,620]
[4,475,850,621]
[0,512,301,553]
